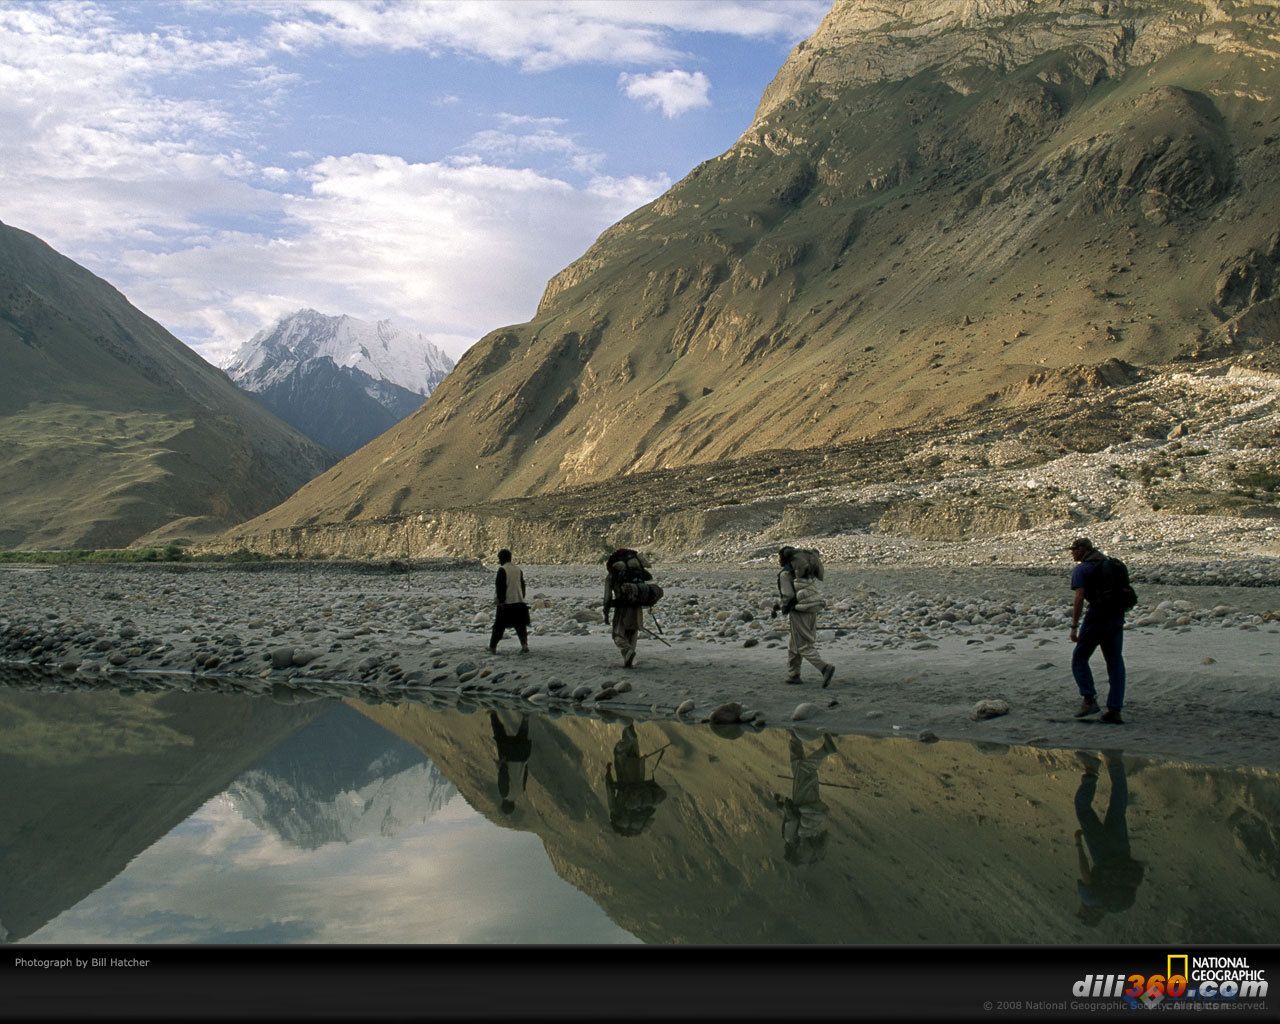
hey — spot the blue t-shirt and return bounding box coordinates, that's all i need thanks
[1071,557,1114,606]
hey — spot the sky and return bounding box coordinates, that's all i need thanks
[0,1,828,365]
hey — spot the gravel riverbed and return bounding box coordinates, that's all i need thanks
[3,560,1278,768]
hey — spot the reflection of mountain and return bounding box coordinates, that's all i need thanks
[227,706,456,849]
[357,703,1280,944]
[0,674,322,942]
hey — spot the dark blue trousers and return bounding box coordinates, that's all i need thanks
[1072,612,1126,710]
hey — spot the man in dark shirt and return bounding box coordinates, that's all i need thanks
[1069,537,1126,723]
[489,548,530,655]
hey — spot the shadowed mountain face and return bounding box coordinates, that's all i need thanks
[228,0,1280,539]
[239,357,425,457]
[0,222,336,549]
[359,703,1280,945]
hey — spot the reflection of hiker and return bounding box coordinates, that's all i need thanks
[773,546,835,687]
[1074,753,1144,925]
[604,723,668,836]
[489,549,530,655]
[776,730,837,865]
[603,549,662,668]
[490,711,531,815]
[1069,537,1130,724]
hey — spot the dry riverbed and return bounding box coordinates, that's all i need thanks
[2,561,1278,769]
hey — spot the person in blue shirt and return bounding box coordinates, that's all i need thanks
[1069,537,1126,724]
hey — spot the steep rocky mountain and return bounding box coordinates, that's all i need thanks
[225,310,454,455]
[0,222,336,549]
[227,704,457,849]
[223,0,1280,550]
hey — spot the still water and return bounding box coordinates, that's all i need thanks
[2,671,1277,945]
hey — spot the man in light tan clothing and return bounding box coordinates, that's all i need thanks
[603,565,642,667]
[775,546,835,687]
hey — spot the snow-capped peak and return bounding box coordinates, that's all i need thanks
[225,309,454,397]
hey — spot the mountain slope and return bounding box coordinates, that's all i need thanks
[226,0,1280,538]
[0,222,336,549]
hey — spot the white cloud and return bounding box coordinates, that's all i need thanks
[0,1,787,365]
[0,3,283,247]
[464,113,606,175]
[618,69,712,118]
[117,154,669,365]
[259,0,825,70]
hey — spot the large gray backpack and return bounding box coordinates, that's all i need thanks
[607,548,664,608]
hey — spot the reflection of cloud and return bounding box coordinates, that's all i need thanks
[619,69,712,118]
[28,793,637,944]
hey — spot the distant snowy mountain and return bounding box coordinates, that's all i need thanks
[224,309,455,455]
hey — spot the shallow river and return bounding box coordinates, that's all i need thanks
[2,670,1276,945]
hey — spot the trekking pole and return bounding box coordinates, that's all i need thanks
[640,626,672,648]
[774,775,860,790]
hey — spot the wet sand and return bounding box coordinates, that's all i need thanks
[2,562,1277,769]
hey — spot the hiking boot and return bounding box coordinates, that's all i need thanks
[623,650,635,668]
[1101,708,1124,725]
[784,676,803,685]
[821,664,835,688]
[1074,698,1100,718]
[519,646,530,655]
[488,645,497,656]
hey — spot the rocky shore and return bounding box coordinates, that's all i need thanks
[3,558,1277,769]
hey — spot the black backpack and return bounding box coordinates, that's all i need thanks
[1098,557,1139,612]
[606,548,664,608]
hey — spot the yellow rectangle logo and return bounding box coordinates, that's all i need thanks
[1168,954,1190,980]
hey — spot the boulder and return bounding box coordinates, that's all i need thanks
[971,699,1010,721]
[708,701,744,724]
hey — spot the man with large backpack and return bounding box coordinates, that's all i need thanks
[773,546,836,687]
[1069,537,1135,724]
[603,549,662,667]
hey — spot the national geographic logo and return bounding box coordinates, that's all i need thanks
[1072,953,1268,1009]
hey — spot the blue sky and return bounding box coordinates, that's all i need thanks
[0,1,827,363]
